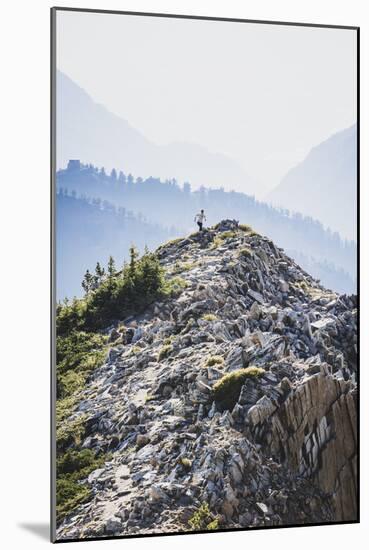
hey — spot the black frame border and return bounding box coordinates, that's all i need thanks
[50,6,360,543]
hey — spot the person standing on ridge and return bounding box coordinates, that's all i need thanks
[194,209,206,232]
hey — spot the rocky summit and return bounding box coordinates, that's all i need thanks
[56,220,357,540]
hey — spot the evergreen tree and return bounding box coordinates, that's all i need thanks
[95,262,105,282]
[183,182,191,194]
[107,256,116,279]
[129,245,139,276]
[82,269,93,294]
[118,171,126,185]
[110,168,117,180]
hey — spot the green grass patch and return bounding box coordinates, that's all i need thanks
[56,414,89,452]
[158,237,183,249]
[239,223,253,232]
[204,355,224,368]
[158,344,173,361]
[56,449,110,522]
[201,313,219,322]
[239,247,253,258]
[180,457,192,469]
[167,276,188,295]
[171,261,196,274]
[213,366,265,411]
[219,230,236,240]
[210,236,223,249]
[188,503,219,531]
[56,330,107,448]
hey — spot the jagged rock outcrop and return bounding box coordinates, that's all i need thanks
[246,365,357,521]
[56,220,357,540]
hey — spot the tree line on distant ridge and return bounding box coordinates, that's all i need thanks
[57,162,356,280]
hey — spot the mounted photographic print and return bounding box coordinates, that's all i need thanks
[51,7,359,542]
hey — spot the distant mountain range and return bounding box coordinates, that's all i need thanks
[57,70,258,194]
[267,125,357,241]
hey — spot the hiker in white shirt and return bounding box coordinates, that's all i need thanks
[194,210,206,231]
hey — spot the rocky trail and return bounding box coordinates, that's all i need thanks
[56,220,357,540]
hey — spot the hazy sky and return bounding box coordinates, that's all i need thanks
[56,10,357,193]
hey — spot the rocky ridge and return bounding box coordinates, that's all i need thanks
[56,220,357,540]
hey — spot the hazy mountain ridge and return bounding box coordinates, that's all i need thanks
[57,162,356,297]
[57,70,257,194]
[268,125,357,240]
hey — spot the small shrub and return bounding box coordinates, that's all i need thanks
[56,449,110,522]
[56,414,88,452]
[239,224,253,232]
[182,318,196,334]
[56,331,107,382]
[296,280,309,291]
[180,457,192,469]
[161,237,183,248]
[145,393,155,403]
[206,519,219,530]
[188,503,219,531]
[56,395,78,425]
[201,313,219,322]
[172,261,195,274]
[239,247,252,258]
[213,366,265,411]
[167,276,188,295]
[211,236,223,249]
[57,370,85,400]
[56,478,91,521]
[158,344,173,361]
[205,355,224,368]
[219,230,236,240]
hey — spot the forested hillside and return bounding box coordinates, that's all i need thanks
[56,162,356,298]
[56,190,175,299]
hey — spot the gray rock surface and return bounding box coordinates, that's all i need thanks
[56,220,357,540]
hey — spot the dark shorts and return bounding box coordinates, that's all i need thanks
[197,221,203,231]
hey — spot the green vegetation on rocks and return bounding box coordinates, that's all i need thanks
[57,246,168,333]
[218,230,237,240]
[167,276,188,295]
[172,261,196,274]
[188,503,219,531]
[180,457,192,469]
[158,237,183,249]
[201,313,219,322]
[57,331,107,399]
[158,344,174,361]
[238,223,253,232]
[239,247,253,258]
[56,449,110,521]
[213,367,265,411]
[55,246,180,526]
[205,355,224,368]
